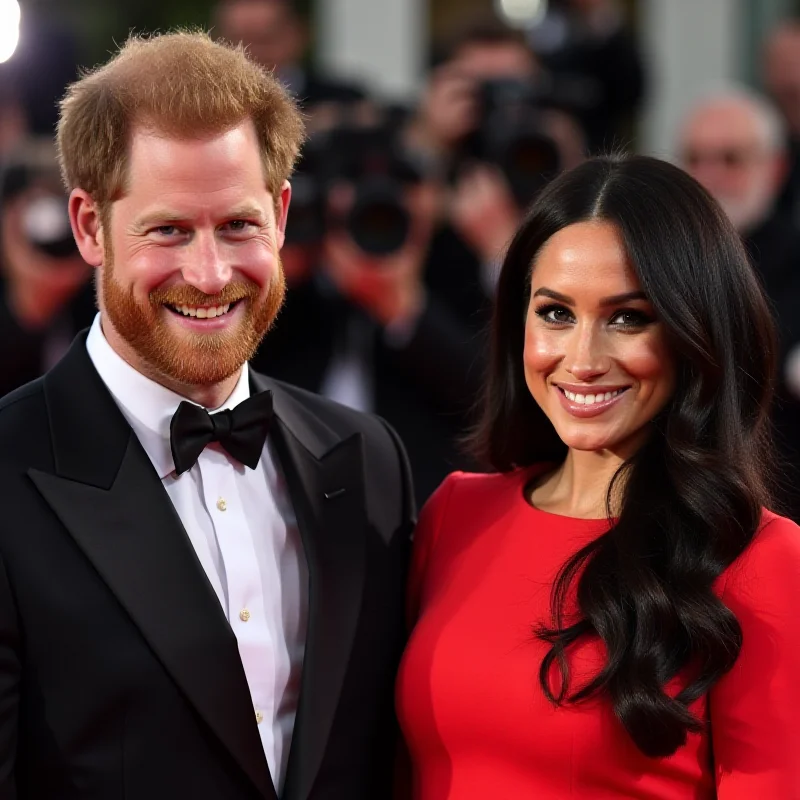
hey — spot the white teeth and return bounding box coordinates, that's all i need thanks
[173,303,234,318]
[563,389,623,405]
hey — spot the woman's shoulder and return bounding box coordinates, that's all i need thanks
[748,510,800,567]
[424,467,542,512]
[719,509,800,604]
[414,468,536,552]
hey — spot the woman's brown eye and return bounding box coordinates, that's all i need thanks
[536,305,573,324]
[611,310,652,327]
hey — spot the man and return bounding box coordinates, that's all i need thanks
[405,19,584,310]
[679,87,800,520]
[0,31,414,799]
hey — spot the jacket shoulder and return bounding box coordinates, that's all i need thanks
[264,376,415,525]
[267,377,396,448]
[0,377,43,416]
[0,378,46,438]
[0,378,51,470]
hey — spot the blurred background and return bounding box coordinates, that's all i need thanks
[3,0,800,512]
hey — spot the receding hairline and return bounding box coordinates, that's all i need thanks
[102,118,283,204]
[680,87,787,155]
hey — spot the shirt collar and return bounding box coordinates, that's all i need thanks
[85,314,251,479]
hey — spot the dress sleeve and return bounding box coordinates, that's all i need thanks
[710,514,800,798]
[406,472,460,628]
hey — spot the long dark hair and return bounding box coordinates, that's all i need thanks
[471,155,778,757]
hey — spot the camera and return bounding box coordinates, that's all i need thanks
[1,143,78,261]
[457,78,561,207]
[286,123,423,256]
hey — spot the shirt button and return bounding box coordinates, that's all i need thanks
[239,608,251,622]
[255,709,264,724]
[216,497,227,512]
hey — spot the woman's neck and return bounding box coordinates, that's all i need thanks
[531,449,627,519]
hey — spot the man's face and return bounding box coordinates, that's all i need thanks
[98,120,289,389]
[680,103,782,232]
[454,42,539,83]
[217,0,303,71]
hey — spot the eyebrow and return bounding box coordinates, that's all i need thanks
[130,203,268,234]
[532,288,649,306]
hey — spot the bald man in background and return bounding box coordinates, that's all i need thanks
[680,87,800,520]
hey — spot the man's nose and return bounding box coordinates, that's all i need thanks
[181,234,232,296]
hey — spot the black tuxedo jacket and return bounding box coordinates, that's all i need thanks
[0,332,415,799]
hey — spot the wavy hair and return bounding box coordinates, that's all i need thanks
[471,155,778,757]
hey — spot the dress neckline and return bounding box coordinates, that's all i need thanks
[517,465,613,527]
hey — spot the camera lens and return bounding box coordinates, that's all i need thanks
[346,179,411,256]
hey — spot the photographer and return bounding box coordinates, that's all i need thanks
[404,20,585,324]
[0,139,93,397]
[251,120,483,501]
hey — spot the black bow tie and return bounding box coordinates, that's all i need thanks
[169,390,274,476]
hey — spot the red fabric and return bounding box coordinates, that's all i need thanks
[396,469,800,799]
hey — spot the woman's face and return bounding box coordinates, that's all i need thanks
[523,220,676,459]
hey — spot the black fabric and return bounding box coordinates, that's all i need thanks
[0,332,414,799]
[170,391,274,475]
[774,137,800,225]
[744,212,800,521]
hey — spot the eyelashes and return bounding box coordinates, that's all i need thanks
[534,304,655,329]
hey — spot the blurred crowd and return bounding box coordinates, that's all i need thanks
[2,0,800,512]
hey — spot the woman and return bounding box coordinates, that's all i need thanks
[396,155,800,798]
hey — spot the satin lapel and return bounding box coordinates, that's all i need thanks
[30,335,277,800]
[253,376,368,800]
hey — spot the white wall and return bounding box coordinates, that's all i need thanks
[315,0,426,102]
[638,0,740,159]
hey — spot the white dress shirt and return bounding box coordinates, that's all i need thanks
[86,314,307,792]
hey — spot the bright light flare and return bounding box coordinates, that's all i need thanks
[0,0,21,65]
[495,0,548,29]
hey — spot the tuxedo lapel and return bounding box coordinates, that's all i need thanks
[252,375,369,800]
[29,336,277,800]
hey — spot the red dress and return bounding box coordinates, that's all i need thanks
[396,469,800,799]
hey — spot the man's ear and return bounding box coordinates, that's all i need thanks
[275,180,292,250]
[68,189,105,267]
